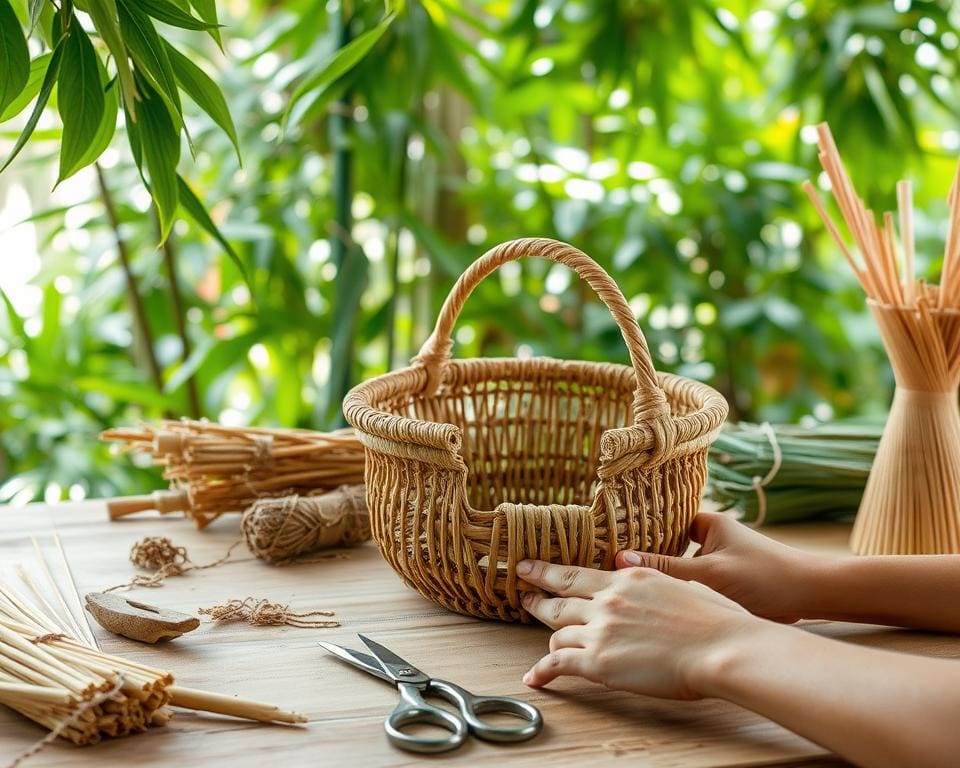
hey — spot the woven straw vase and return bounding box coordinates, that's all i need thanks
[344,238,729,621]
[851,300,960,554]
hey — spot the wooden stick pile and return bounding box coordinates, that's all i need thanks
[102,420,365,528]
[0,584,305,747]
[803,123,960,554]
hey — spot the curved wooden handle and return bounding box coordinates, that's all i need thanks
[107,490,190,520]
[413,237,670,427]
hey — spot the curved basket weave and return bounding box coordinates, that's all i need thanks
[344,238,728,621]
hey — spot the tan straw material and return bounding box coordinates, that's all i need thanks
[344,238,728,621]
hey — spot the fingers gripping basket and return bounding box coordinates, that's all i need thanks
[344,238,728,621]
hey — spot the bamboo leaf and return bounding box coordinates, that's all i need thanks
[57,19,106,183]
[164,41,239,161]
[65,61,118,178]
[186,0,220,47]
[0,35,63,173]
[0,0,30,115]
[283,12,395,133]
[176,173,248,282]
[85,0,137,120]
[0,51,48,122]
[137,78,180,240]
[117,0,181,128]
[138,0,218,31]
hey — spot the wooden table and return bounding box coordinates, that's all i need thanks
[2,501,959,767]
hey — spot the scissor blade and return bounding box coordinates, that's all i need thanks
[318,641,393,683]
[357,634,428,683]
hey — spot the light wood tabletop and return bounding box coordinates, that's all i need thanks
[2,500,958,767]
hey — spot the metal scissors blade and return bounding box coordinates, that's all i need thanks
[318,640,392,683]
[357,634,429,684]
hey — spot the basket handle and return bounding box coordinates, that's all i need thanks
[413,237,674,439]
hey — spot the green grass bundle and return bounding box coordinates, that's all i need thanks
[707,422,882,525]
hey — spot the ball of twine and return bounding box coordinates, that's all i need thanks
[129,536,189,574]
[241,485,370,563]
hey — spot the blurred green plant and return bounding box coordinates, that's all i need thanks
[1,0,959,505]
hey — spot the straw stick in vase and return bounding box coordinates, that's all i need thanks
[804,123,960,554]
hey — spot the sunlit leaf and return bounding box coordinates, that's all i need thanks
[57,18,106,183]
[165,41,239,161]
[187,0,221,48]
[283,12,395,133]
[0,51,49,122]
[138,0,218,31]
[67,61,119,177]
[86,0,138,119]
[117,0,182,127]
[0,0,30,115]
[0,34,63,172]
[176,173,248,283]
[137,78,180,240]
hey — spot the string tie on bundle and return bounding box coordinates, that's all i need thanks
[724,422,782,528]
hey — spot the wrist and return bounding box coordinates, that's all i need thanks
[795,554,855,621]
[686,613,776,699]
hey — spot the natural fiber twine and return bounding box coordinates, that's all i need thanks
[344,238,728,622]
[198,598,339,628]
[241,485,370,562]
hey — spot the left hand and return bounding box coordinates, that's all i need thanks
[517,559,759,700]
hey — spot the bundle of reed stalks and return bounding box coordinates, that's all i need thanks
[803,122,960,554]
[101,420,365,528]
[0,583,304,749]
[706,421,881,525]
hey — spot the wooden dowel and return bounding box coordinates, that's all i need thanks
[106,490,191,519]
[168,685,307,724]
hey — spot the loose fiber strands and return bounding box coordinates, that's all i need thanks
[101,420,366,528]
[803,122,960,554]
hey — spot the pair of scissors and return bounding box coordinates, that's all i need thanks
[319,634,543,753]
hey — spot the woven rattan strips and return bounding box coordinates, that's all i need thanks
[344,238,728,621]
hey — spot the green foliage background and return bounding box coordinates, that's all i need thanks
[1,0,960,503]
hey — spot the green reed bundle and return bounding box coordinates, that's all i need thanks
[707,422,882,525]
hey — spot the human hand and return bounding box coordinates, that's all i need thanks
[518,559,759,699]
[615,512,822,623]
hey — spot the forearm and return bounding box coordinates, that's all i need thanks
[802,555,960,632]
[700,622,960,768]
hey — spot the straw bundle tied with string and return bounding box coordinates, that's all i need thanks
[1,539,305,763]
[707,421,881,525]
[102,420,365,528]
[803,122,960,554]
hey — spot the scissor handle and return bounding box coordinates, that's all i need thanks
[386,682,467,754]
[428,679,543,743]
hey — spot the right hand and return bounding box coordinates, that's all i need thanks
[615,512,823,623]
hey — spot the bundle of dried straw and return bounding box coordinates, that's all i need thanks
[101,420,365,528]
[0,582,304,752]
[803,122,960,554]
[1,538,305,755]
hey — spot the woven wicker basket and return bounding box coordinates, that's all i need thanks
[344,238,728,621]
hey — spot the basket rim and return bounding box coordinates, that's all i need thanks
[343,356,728,464]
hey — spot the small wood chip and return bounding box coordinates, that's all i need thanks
[85,592,200,643]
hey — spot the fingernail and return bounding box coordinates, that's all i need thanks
[522,671,532,685]
[516,560,533,575]
[621,550,642,566]
[521,592,532,605]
